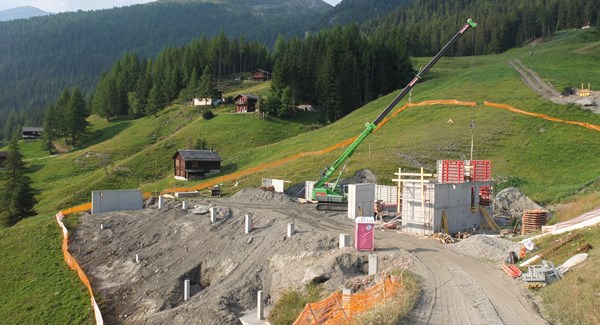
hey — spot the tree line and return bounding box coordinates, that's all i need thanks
[263,24,413,121]
[364,0,600,56]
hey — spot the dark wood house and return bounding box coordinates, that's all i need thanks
[251,69,271,81]
[172,149,222,181]
[22,127,43,140]
[233,94,260,113]
[0,151,7,169]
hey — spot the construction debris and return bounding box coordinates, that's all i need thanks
[431,232,455,244]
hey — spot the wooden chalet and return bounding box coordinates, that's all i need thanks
[233,94,260,113]
[0,151,7,169]
[172,149,222,181]
[251,69,271,81]
[22,127,43,140]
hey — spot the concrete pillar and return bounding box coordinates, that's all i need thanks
[100,223,104,230]
[135,254,140,263]
[182,201,187,210]
[245,213,253,234]
[339,234,350,248]
[287,223,295,238]
[257,290,264,320]
[369,253,378,275]
[210,207,217,223]
[184,280,190,301]
[158,196,164,209]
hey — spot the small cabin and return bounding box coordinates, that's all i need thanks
[22,127,43,140]
[251,69,271,82]
[233,94,260,113]
[172,149,222,181]
[0,151,7,169]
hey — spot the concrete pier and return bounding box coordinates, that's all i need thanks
[100,223,104,230]
[339,234,350,248]
[184,280,190,301]
[158,196,164,209]
[245,213,253,234]
[257,290,264,320]
[210,207,217,223]
[369,253,378,275]
[135,254,140,263]
[182,201,187,210]
[287,223,295,238]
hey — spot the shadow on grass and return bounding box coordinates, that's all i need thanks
[77,120,133,150]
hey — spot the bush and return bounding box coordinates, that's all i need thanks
[202,110,215,120]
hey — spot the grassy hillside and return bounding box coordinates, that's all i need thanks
[1,28,599,323]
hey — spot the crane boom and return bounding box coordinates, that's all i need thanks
[313,19,477,204]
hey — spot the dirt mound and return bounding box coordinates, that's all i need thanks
[494,187,543,218]
[229,187,297,204]
[450,235,523,262]
[340,169,377,185]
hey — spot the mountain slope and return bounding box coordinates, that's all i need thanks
[0,6,53,21]
[0,0,332,138]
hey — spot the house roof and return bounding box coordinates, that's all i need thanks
[0,151,8,158]
[252,69,271,74]
[173,149,222,161]
[233,94,260,101]
[22,127,43,132]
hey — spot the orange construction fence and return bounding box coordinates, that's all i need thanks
[55,212,104,325]
[484,101,600,133]
[293,275,403,325]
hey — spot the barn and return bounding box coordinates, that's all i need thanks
[172,149,222,181]
[233,94,260,113]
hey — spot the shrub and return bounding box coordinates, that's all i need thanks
[202,110,215,120]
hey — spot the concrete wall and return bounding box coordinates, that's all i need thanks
[262,178,285,193]
[91,190,143,215]
[402,181,492,235]
[348,184,375,219]
[375,185,397,204]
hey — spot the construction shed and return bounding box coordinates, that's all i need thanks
[399,160,494,236]
[173,149,222,181]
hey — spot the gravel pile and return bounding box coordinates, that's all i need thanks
[451,235,523,262]
[229,187,297,204]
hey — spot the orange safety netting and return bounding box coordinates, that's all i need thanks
[55,212,104,325]
[484,101,600,132]
[293,275,403,325]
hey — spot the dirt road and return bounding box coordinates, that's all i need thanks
[70,189,547,324]
[508,59,599,113]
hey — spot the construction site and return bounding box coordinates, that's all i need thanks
[52,21,600,325]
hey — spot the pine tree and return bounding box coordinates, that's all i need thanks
[65,88,89,145]
[198,66,214,100]
[0,139,37,227]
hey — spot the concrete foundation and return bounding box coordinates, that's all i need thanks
[339,234,350,248]
[257,290,264,320]
[287,223,295,238]
[184,280,190,301]
[245,213,253,234]
[368,253,378,275]
[347,184,375,219]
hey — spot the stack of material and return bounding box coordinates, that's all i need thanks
[431,232,455,244]
[521,210,547,235]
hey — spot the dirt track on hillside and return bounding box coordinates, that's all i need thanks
[508,59,600,113]
[70,189,547,324]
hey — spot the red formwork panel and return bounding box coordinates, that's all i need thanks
[437,160,465,183]
[467,160,492,181]
[479,185,493,206]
